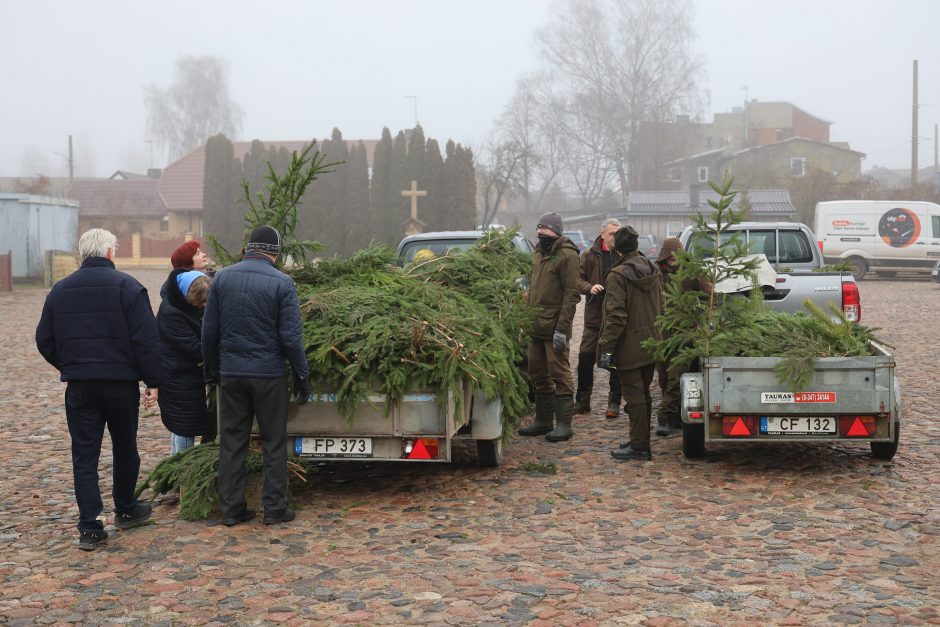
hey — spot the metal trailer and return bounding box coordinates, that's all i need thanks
[679,341,900,460]
[278,380,506,467]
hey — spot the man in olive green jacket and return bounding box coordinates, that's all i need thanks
[598,226,662,460]
[518,212,581,442]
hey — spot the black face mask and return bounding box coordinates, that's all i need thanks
[538,234,558,250]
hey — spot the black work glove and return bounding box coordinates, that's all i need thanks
[599,353,614,369]
[552,330,567,353]
[294,375,313,405]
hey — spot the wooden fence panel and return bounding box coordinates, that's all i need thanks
[0,251,11,291]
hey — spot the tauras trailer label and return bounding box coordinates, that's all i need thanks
[760,392,836,403]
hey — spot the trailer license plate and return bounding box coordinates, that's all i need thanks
[761,417,835,434]
[296,437,373,458]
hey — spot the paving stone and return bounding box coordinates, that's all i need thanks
[0,276,935,624]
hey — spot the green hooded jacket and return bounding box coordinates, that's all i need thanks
[598,250,662,369]
[527,236,581,340]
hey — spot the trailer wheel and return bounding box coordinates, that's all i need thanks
[477,438,503,467]
[847,256,868,280]
[870,423,900,460]
[682,422,705,458]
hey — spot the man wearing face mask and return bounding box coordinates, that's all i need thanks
[517,212,581,442]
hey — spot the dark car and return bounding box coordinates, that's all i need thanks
[563,230,589,253]
[396,230,534,265]
[638,235,658,259]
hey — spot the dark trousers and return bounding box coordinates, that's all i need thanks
[619,364,656,451]
[576,326,621,400]
[65,381,141,531]
[656,361,681,426]
[218,377,288,517]
[527,337,574,395]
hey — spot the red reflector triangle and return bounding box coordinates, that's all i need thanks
[846,417,868,437]
[729,417,750,436]
[409,438,432,459]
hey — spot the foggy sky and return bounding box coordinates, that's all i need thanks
[1,0,938,179]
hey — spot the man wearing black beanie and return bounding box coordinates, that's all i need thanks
[517,212,581,442]
[598,225,662,460]
[203,225,312,526]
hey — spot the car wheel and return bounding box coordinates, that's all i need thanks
[847,256,868,280]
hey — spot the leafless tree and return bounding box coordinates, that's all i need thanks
[536,0,705,204]
[477,137,524,228]
[145,55,243,161]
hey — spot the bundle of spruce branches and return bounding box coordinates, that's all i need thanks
[289,231,532,435]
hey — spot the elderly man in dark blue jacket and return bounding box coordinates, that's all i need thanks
[202,225,311,527]
[36,228,163,551]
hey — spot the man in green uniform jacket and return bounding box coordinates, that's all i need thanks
[598,226,663,460]
[518,212,582,442]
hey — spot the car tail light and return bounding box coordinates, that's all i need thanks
[722,416,758,436]
[840,416,875,437]
[842,281,861,322]
[818,240,824,253]
[402,437,441,459]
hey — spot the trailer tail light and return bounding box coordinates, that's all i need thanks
[688,411,704,421]
[842,281,861,322]
[722,416,758,436]
[840,416,875,437]
[402,437,441,459]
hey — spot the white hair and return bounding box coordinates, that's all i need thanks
[78,228,118,262]
[602,218,622,230]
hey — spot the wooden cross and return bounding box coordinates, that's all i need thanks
[401,180,427,220]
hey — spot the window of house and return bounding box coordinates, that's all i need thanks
[90,221,103,229]
[666,221,685,237]
[790,157,806,177]
[697,166,709,183]
[705,136,713,149]
[128,221,142,233]
[160,216,169,232]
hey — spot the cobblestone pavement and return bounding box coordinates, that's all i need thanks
[1,270,937,625]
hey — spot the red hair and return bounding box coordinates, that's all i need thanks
[170,240,201,269]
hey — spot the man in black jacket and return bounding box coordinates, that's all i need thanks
[36,228,163,550]
[202,225,311,527]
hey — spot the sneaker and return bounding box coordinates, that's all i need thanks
[605,403,620,419]
[610,445,652,461]
[263,508,296,525]
[78,528,108,551]
[114,502,152,530]
[655,425,676,437]
[222,508,257,527]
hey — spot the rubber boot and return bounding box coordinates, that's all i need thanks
[545,394,574,442]
[518,393,555,436]
[607,370,623,418]
[574,353,595,414]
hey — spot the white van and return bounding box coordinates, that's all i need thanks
[814,200,940,279]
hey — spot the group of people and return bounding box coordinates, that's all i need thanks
[36,226,310,550]
[518,212,692,461]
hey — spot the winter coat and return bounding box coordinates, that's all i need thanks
[202,253,308,380]
[35,257,163,386]
[527,236,581,340]
[598,251,663,370]
[156,268,210,438]
[578,235,621,329]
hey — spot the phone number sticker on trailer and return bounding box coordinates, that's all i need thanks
[760,392,836,403]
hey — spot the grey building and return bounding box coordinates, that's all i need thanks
[0,193,79,279]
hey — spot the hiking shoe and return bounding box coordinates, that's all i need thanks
[605,402,620,419]
[223,509,257,527]
[263,508,295,525]
[655,425,676,437]
[114,502,152,530]
[610,445,652,461]
[78,528,108,551]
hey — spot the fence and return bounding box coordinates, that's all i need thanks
[113,233,192,269]
[0,251,11,292]
[44,250,79,287]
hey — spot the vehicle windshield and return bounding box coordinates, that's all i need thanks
[399,238,477,263]
[689,229,814,264]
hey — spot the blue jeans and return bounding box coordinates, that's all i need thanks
[65,381,141,531]
[170,433,195,455]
